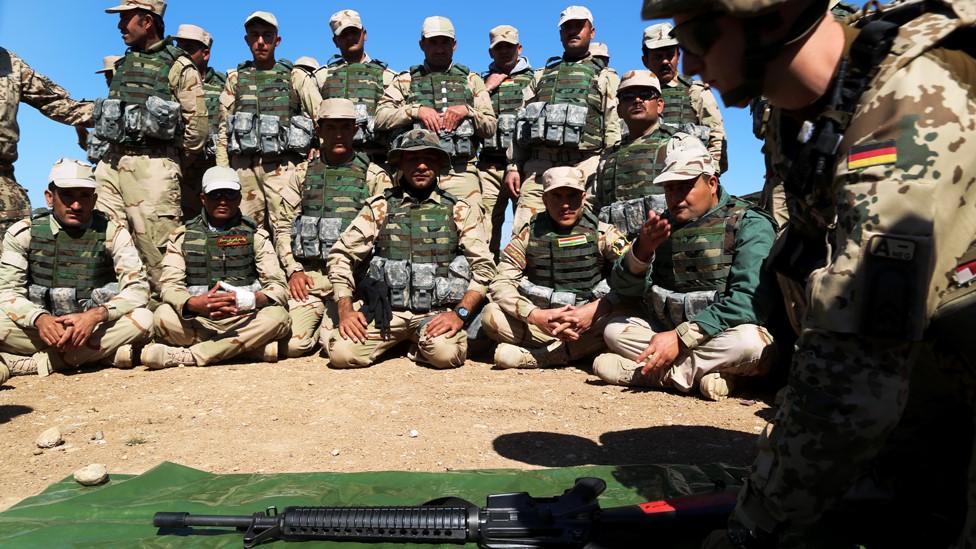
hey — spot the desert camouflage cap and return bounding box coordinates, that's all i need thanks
[388,129,450,167]
[295,56,320,70]
[175,24,212,47]
[49,159,96,190]
[559,5,594,27]
[542,166,586,194]
[316,98,356,121]
[589,42,609,59]
[489,25,520,48]
[643,22,678,49]
[245,11,278,29]
[653,133,716,185]
[105,0,165,16]
[96,55,123,75]
[642,0,788,19]
[422,16,455,39]
[201,166,242,194]
[618,70,661,94]
[330,9,364,35]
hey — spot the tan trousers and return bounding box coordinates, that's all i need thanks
[153,303,289,366]
[593,316,775,392]
[0,171,31,236]
[0,308,153,369]
[285,270,339,358]
[439,158,483,208]
[480,302,611,365]
[95,152,183,293]
[477,161,514,259]
[512,154,601,230]
[326,309,467,369]
[230,154,301,233]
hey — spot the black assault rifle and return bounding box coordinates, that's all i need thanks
[153,477,737,548]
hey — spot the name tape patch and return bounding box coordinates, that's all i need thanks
[868,235,915,261]
[216,235,248,248]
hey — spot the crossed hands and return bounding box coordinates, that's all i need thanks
[417,105,469,133]
[35,306,108,353]
[185,282,267,320]
[526,300,601,342]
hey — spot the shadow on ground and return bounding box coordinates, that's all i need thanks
[0,404,32,425]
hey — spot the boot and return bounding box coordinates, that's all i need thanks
[246,341,279,363]
[113,344,134,369]
[142,344,197,370]
[494,343,567,369]
[0,352,38,376]
[699,372,737,401]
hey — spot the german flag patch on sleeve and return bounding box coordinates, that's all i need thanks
[848,140,897,170]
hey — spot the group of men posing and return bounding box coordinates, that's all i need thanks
[0,0,778,403]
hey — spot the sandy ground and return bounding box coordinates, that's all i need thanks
[0,354,774,511]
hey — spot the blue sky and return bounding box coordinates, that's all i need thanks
[1,1,866,214]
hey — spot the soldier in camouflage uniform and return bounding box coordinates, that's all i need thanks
[640,0,976,546]
[590,70,680,239]
[0,159,152,382]
[641,22,727,172]
[506,5,621,231]
[146,166,289,369]
[374,16,497,209]
[0,47,93,237]
[216,11,322,233]
[175,23,226,222]
[485,166,628,369]
[326,129,496,369]
[479,25,539,260]
[592,135,777,400]
[275,98,392,358]
[315,9,398,164]
[93,0,208,295]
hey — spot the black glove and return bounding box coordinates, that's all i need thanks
[359,277,392,333]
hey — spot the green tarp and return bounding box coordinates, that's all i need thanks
[0,461,746,548]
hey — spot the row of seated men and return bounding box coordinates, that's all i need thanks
[0,90,776,402]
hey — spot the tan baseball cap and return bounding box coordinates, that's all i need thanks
[542,166,586,193]
[558,5,593,27]
[618,70,661,94]
[316,98,356,121]
[295,56,320,70]
[175,24,212,48]
[96,55,123,75]
[245,11,278,30]
[421,16,455,40]
[489,25,520,48]
[49,159,96,190]
[643,22,678,49]
[589,42,609,59]
[202,166,242,194]
[330,9,363,35]
[105,0,165,16]
[653,133,716,185]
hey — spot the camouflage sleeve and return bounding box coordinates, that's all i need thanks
[170,57,208,155]
[292,68,323,119]
[382,67,397,88]
[253,228,288,305]
[454,199,495,296]
[598,221,630,263]
[103,221,150,320]
[374,71,415,132]
[159,227,193,315]
[275,162,307,276]
[327,197,386,300]
[215,70,238,167]
[366,163,393,196]
[489,223,536,320]
[692,84,727,170]
[467,72,497,140]
[0,219,47,328]
[599,68,621,150]
[14,51,93,127]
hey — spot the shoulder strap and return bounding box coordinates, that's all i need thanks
[451,63,470,75]
[370,58,389,69]
[545,56,563,68]
[276,59,294,71]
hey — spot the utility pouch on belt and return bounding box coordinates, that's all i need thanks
[259,114,283,156]
[94,98,125,143]
[49,287,79,317]
[454,119,475,157]
[28,284,48,309]
[144,95,180,141]
[353,103,372,144]
[518,279,553,309]
[551,290,576,308]
[317,217,343,259]
[87,134,110,164]
[123,104,143,142]
[591,279,611,300]
[205,133,218,159]
[87,282,120,308]
[434,255,470,306]
[517,102,547,145]
[544,103,568,146]
[384,259,410,310]
[231,112,258,155]
[564,104,588,147]
[285,115,314,154]
[496,113,517,150]
[410,262,436,313]
[292,215,320,259]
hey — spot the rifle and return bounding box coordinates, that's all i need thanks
[153,477,737,548]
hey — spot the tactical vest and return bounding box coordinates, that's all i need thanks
[525,209,603,297]
[321,59,387,115]
[301,153,371,226]
[660,76,699,128]
[408,64,474,111]
[108,45,181,145]
[374,190,460,278]
[598,125,676,206]
[491,70,535,117]
[534,57,605,150]
[202,68,227,137]
[233,60,300,125]
[182,215,259,288]
[651,199,749,294]
[28,211,114,301]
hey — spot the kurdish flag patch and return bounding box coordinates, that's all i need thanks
[557,234,588,248]
[848,140,897,170]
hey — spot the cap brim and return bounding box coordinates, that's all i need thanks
[315,113,356,121]
[332,22,363,36]
[244,16,278,29]
[203,182,242,194]
[543,182,586,194]
[558,16,592,27]
[105,3,140,13]
[388,145,451,167]
[618,82,661,94]
[644,37,679,49]
[53,179,97,189]
[422,31,455,39]
[653,170,707,186]
[490,38,519,49]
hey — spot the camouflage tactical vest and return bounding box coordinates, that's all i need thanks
[491,70,535,117]
[233,60,300,125]
[108,45,181,145]
[525,209,603,297]
[301,153,371,225]
[534,56,605,151]
[202,68,227,137]
[661,76,699,128]
[374,189,460,278]
[408,64,474,111]
[182,215,259,288]
[28,211,114,301]
[598,124,676,206]
[651,198,749,294]
[321,59,387,115]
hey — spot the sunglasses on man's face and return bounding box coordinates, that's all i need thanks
[620,91,661,102]
[670,15,722,57]
[205,190,241,201]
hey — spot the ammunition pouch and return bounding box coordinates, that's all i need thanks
[28,283,120,316]
[259,114,284,156]
[93,98,124,143]
[86,134,111,164]
[205,132,219,159]
[485,113,517,152]
[411,263,436,313]
[93,95,181,145]
[143,95,181,141]
[353,103,376,145]
[517,278,608,309]
[414,119,476,159]
[516,101,547,146]
[666,122,711,144]
[366,256,471,313]
[284,114,314,154]
[648,285,718,328]
[515,102,587,150]
[598,195,667,239]
[228,112,258,155]
[291,215,346,262]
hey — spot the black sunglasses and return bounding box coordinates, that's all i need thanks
[205,189,241,201]
[619,91,661,102]
[670,14,722,57]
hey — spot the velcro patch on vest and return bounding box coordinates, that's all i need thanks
[954,260,976,287]
[848,140,897,170]
[867,235,915,261]
[557,235,588,248]
[216,235,249,248]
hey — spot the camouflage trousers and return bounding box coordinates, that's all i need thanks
[327,308,467,369]
[0,170,31,237]
[153,303,289,366]
[0,308,153,372]
[476,159,515,259]
[592,316,775,391]
[179,155,216,221]
[285,270,339,358]
[440,157,483,207]
[512,152,600,231]
[480,302,610,365]
[230,154,301,234]
[95,151,182,293]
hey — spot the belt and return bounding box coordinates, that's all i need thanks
[530,147,595,164]
[477,151,507,166]
[110,143,179,158]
